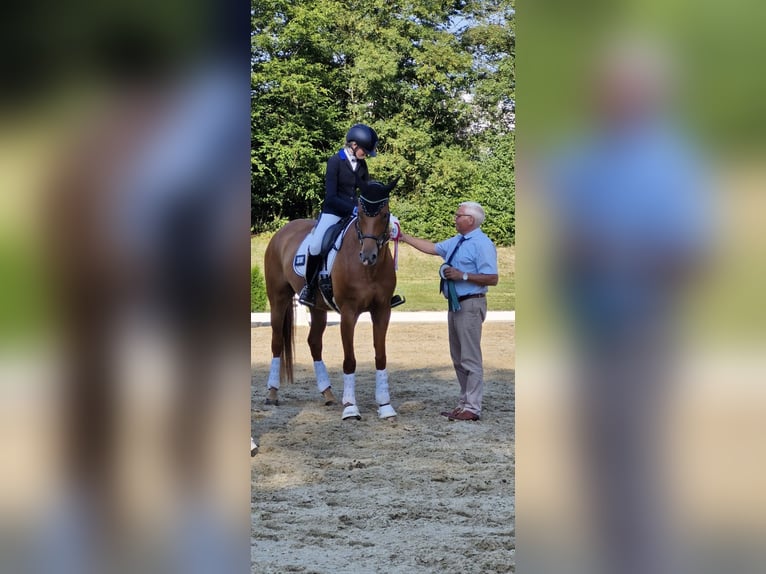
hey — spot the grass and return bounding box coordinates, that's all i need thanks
[251,233,515,311]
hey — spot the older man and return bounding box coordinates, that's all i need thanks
[539,41,711,574]
[400,202,499,420]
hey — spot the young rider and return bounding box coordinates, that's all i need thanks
[298,124,377,306]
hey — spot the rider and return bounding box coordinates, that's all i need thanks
[298,124,377,306]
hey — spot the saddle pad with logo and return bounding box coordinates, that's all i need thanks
[293,217,357,278]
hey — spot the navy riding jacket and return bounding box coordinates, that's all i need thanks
[322,150,369,216]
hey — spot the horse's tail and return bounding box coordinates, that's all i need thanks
[280,300,295,384]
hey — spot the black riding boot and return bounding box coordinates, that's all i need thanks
[298,254,321,307]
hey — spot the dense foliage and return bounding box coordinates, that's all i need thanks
[252,0,515,244]
[251,264,267,312]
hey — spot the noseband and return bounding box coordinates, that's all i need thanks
[356,197,391,251]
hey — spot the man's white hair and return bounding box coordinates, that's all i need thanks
[460,201,485,226]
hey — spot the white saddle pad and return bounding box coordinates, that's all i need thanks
[293,218,357,278]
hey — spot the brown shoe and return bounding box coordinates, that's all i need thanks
[448,410,480,421]
[440,407,462,418]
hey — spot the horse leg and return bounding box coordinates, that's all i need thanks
[371,307,397,419]
[308,308,335,405]
[265,292,292,405]
[339,310,361,420]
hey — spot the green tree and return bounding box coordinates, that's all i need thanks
[251,0,345,228]
[251,0,515,245]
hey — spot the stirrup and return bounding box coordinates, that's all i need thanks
[390,294,406,308]
[318,275,332,290]
[298,285,316,307]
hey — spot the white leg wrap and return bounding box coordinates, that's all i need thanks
[314,361,331,393]
[342,373,356,405]
[375,369,390,405]
[267,357,280,390]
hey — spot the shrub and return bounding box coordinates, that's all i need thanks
[251,265,268,312]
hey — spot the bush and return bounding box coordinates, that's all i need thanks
[251,265,268,312]
[390,136,515,246]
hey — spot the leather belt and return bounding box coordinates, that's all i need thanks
[457,293,486,303]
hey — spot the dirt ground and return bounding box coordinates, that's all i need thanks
[251,320,515,574]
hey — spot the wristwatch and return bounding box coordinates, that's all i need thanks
[462,272,468,281]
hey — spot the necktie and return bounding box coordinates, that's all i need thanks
[439,235,468,310]
[446,235,467,265]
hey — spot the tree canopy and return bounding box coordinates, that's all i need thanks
[251,0,515,245]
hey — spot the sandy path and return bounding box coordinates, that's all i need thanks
[251,321,515,573]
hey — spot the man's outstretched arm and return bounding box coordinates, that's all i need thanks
[400,232,438,255]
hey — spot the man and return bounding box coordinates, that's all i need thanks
[298,123,376,306]
[539,39,711,574]
[400,202,498,421]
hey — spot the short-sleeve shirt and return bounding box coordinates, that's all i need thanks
[435,228,498,298]
[545,121,711,336]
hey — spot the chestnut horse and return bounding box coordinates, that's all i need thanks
[263,180,398,420]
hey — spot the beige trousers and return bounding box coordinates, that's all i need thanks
[447,296,487,415]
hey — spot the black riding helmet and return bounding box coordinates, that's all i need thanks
[345,124,379,157]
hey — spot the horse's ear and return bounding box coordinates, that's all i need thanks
[383,176,401,193]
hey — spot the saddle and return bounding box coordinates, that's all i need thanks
[319,217,351,260]
[293,217,354,311]
[293,217,353,277]
[292,216,406,311]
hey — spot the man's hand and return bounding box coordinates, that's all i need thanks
[442,266,499,286]
[442,266,465,281]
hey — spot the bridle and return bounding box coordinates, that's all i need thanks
[355,196,391,251]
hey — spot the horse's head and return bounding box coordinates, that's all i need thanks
[356,177,399,266]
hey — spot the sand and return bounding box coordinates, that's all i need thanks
[251,321,515,573]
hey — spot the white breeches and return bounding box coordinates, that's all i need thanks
[308,213,342,255]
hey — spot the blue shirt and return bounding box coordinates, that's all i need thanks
[546,121,711,337]
[436,228,498,298]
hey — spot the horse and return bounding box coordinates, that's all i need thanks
[262,179,399,420]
